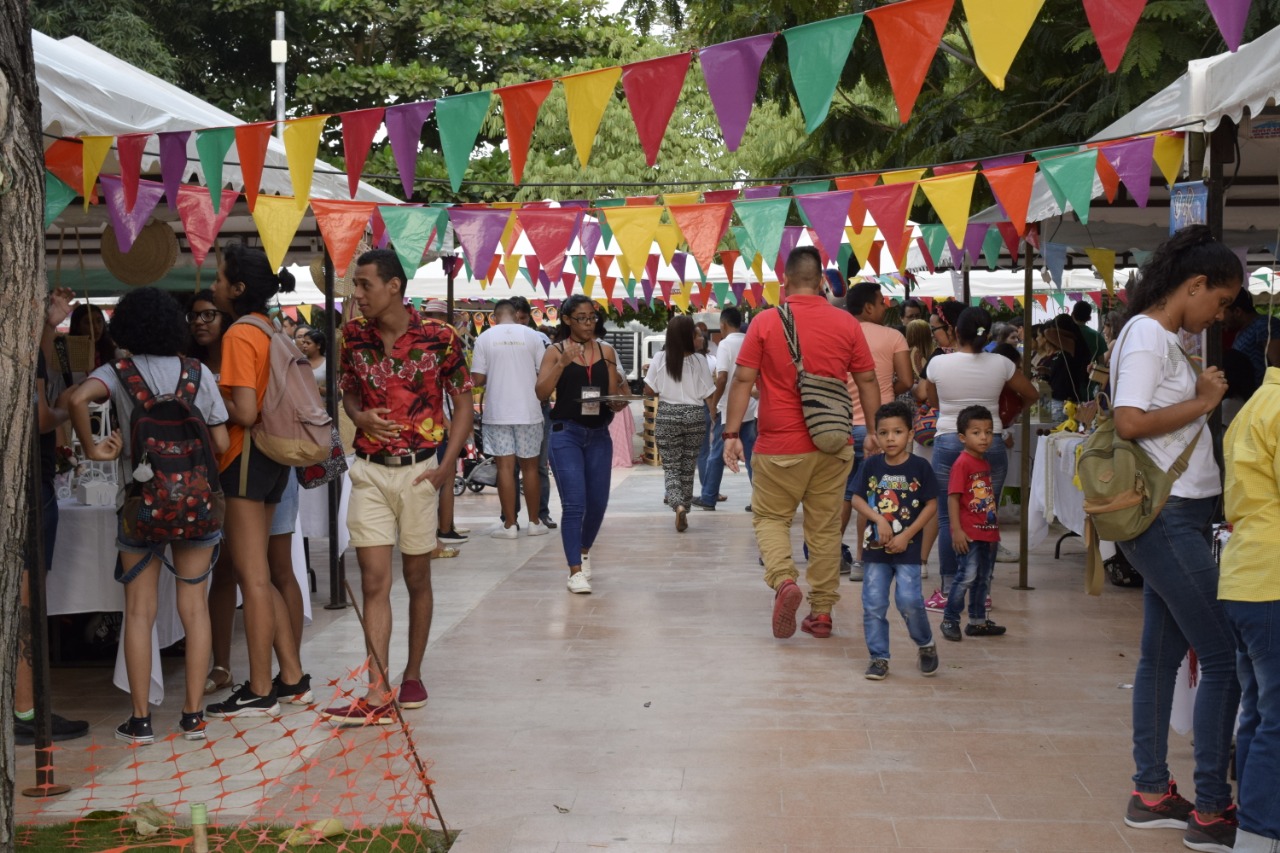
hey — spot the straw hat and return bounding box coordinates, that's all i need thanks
[101,220,178,286]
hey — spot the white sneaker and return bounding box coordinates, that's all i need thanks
[580,553,592,580]
[566,572,592,594]
[527,522,549,537]
[996,542,1019,563]
[490,524,519,540]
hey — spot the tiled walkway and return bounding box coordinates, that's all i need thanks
[20,463,1199,852]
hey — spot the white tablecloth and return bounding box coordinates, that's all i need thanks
[1026,433,1116,560]
[298,466,351,556]
[49,500,309,706]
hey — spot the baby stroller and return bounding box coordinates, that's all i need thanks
[454,413,498,495]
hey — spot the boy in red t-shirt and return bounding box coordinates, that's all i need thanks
[941,405,1006,642]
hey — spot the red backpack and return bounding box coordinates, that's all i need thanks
[233,316,332,466]
[113,358,224,543]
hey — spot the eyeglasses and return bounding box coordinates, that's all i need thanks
[569,313,598,325]
[187,310,219,325]
[929,324,945,332]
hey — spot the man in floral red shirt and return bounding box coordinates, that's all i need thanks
[324,249,474,726]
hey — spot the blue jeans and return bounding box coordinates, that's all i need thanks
[548,420,613,569]
[1117,496,1239,812]
[700,416,756,503]
[38,481,58,573]
[941,540,995,623]
[932,433,1007,589]
[843,425,868,501]
[696,407,712,493]
[862,561,933,660]
[1224,599,1280,847]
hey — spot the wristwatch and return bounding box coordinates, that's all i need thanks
[722,431,740,440]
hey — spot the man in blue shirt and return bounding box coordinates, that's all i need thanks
[1227,289,1280,385]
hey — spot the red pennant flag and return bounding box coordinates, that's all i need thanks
[690,283,707,310]
[234,122,274,212]
[659,280,674,303]
[561,271,576,295]
[867,240,884,275]
[748,281,764,307]
[176,185,241,267]
[611,297,626,313]
[916,236,936,273]
[595,254,615,280]
[1000,295,1017,311]
[720,249,740,285]
[525,255,543,290]
[996,222,1022,263]
[703,189,740,204]
[1034,294,1049,310]
[669,203,732,278]
[983,162,1038,236]
[602,275,618,299]
[311,199,376,274]
[116,133,150,213]
[835,175,879,230]
[1088,291,1104,306]
[487,254,503,284]
[620,53,694,167]
[867,0,954,124]
[497,81,554,185]
[340,108,385,199]
[933,161,977,177]
[645,253,660,287]
[858,183,917,264]
[517,207,584,284]
[1083,0,1147,73]
[626,195,660,206]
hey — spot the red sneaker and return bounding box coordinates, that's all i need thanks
[398,679,428,709]
[771,578,803,639]
[321,698,396,726]
[800,612,833,638]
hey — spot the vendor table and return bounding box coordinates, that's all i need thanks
[1026,432,1117,561]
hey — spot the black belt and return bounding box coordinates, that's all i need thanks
[355,448,435,467]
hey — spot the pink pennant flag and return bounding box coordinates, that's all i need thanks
[703,189,740,204]
[100,175,166,253]
[796,190,854,265]
[116,134,150,213]
[620,53,693,167]
[1205,0,1251,51]
[933,161,977,177]
[980,153,1025,171]
[1099,136,1156,208]
[642,278,656,302]
[177,184,241,267]
[578,218,602,262]
[858,183,917,264]
[340,108,386,199]
[385,100,436,198]
[698,33,778,151]
[517,207,584,284]
[743,185,782,200]
[448,208,511,280]
[645,253,661,287]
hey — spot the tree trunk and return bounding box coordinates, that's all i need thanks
[0,5,46,842]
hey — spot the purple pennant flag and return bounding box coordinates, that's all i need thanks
[1205,0,1251,51]
[642,277,655,302]
[963,223,991,267]
[730,281,746,304]
[627,297,640,311]
[448,208,510,281]
[980,153,1025,171]
[559,199,591,243]
[671,251,688,283]
[578,218,602,262]
[743,185,782,200]
[796,190,854,264]
[100,175,166,253]
[385,100,436,199]
[1101,136,1156,208]
[698,33,778,152]
[945,236,962,267]
[158,130,191,210]
[539,270,553,294]
[774,225,806,280]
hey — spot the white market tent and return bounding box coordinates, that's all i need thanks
[36,30,400,292]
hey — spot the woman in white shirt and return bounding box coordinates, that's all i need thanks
[645,315,715,532]
[918,307,1038,615]
[1110,226,1242,846]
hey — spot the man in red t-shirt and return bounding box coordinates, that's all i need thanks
[724,247,881,640]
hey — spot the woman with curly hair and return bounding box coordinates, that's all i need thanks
[67,287,229,743]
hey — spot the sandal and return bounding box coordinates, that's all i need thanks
[433,546,460,559]
[204,666,233,695]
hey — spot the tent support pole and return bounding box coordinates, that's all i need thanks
[1206,120,1235,488]
[323,247,347,610]
[1015,236,1035,591]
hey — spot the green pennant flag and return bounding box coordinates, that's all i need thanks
[697,260,709,285]
[982,226,1004,271]
[837,242,854,277]
[411,297,424,310]
[45,171,77,229]
[379,206,439,280]
[463,255,474,281]
[436,91,493,192]
[920,223,949,267]
[520,265,532,285]
[1051,291,1066,308]
[594,198,626,248]
[713,280,730,305]
[196,127,237,213]
[734,198,792,274]
[427,207,450,251]
[571,254,588,281]
[624,277,637,298]
[1032,145,1080,163]
[730,225,757,266]
[1039,149,1099,224]
[784,14,864,132]
[791,180,833,195]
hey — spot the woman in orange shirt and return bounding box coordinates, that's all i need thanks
[204,244,311,719]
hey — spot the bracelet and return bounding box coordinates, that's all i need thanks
[722,431,740,440]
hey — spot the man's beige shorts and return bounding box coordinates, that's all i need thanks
[346,456,440,555]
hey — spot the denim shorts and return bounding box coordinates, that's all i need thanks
[116,513,220,585]
[269,474,300,536]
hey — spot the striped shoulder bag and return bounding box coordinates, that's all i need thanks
[778,303,853,454]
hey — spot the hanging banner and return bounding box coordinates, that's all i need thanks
[340,108,385,199]
[1043,241,1068,288]
[1085,247,1117,295]
[848,225,881,271]
[784,14,865,132]
[562,66,623,167]
[775,225,806,281]
[195,127,236,214]
[835,174,879,231]
[698,33,777,151]
[177,185,241,267]
[621,53,694,167]
[437,91,493,192]
[866,0,954,123]
[252,195,309,271]
[385,100,436,198]
[312,199,377,274]
[235,121,274,212]
[497,81,554,185]
[99,175,166,253]
[654,222,682,264]
[1170,181,1208,234]
[962,0,1045,90]
[283,115,328,209]
[116,133,150,213]
[1152,132,1185,185]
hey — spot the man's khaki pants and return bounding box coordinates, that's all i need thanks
[751,446,854,615]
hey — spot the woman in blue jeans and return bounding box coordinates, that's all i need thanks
[918,308,1037,606]
[536,295,627,595]
[1110,226,1243,853]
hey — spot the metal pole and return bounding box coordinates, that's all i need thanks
[962,255,971,305]
[1206,120,1235,489]
[323,248,347,609]
[273,11,287,141]
[1014,238,1035,591]
[22,390,70,798]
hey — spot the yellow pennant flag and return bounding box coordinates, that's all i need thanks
[663,190,701,206]
[561,67,623,167]
[1085,248,1116,296]
[504,253,522,287]
[283,116,329,210]
[655,222,682,264]
[81,135,115,210]
[500,212,522,253]
[881,168,926,185]
[752,253,765,283]
[617,257,633,283]
[583,274,596,297]
[298,304,313,323]
[252,195,309,271]
[764,281,781,306]
[919,172,979,247]
[601,206,664,283]
[846,225,879,269]
[672,286,691,313]
[962,0,1045,90]
[1152,133,1185,186]
[595,296,610,313]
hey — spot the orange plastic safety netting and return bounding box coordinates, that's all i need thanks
[15,662,449,852]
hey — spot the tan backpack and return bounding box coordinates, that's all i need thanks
[234,316,332,467]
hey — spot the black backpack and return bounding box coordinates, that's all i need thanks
[112,358,224,543]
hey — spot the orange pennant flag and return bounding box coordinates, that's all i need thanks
[311,199,376,274]
[497,80,554,185]
[668,204,733,279]
[235,122,275,212]
[867,0,955,124]
[1087,142,1121,203]
[983,161,1038,236]
[835,174,879,230]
